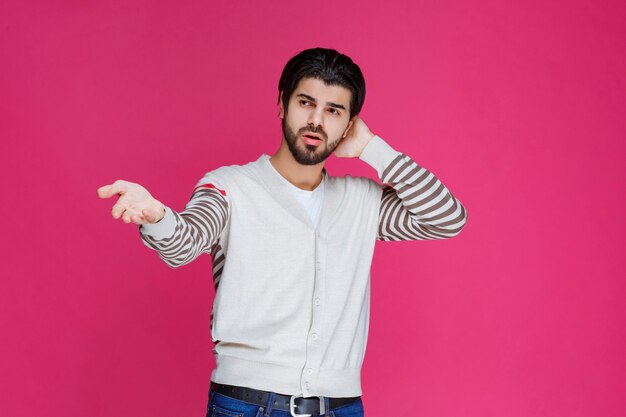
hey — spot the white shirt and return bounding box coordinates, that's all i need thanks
[269,164,325,229]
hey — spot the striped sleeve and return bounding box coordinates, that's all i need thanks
[359,135,468,241]
[138,185,229,268]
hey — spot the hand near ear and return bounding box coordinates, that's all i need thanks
[333,116,375,158]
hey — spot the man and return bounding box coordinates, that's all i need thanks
[97,48,467,417]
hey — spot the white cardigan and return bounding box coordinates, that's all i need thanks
[140,136,467,397]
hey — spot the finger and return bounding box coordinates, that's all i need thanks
[130,214,145,225]
[125,207,145,224]
[142,208,157,223]
[342,125,353,138]
[111,202,127,219]
[121,212,132,224]
[97,180,128,199]
[96,185,111,198]
[124,208,143,223]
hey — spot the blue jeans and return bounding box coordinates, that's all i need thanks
[206,388,365,417]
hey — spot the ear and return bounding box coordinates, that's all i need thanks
[342,116,356,138]
[278,91,285,119]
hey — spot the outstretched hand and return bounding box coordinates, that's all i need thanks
[97,180,165,225]
[333,116,375,158]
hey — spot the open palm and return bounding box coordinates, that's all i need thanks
[97,180,165,225]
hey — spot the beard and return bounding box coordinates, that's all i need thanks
[282,119,342,166]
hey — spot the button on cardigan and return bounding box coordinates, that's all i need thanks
[139,135,467,397]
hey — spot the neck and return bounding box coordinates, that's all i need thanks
[269,139,325,191]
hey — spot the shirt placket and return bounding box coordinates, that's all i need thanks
[301,229,325,396]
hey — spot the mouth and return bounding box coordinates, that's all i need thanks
[301,132,323,146]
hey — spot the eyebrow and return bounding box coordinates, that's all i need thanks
[297,93,347,111]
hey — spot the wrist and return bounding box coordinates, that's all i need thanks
[153,202,166,223]
[139,205,177,239]
[357,132,375,157]
[359,135,402,177]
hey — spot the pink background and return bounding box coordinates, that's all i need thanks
[1,1,625,416]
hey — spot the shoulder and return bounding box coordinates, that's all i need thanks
[328,172,378,187]
[327,174,383,199]
[192,155,267,196]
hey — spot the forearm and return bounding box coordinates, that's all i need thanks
[360,135,468,241]
[139,188,228,267]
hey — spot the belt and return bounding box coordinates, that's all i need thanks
[210,382,360,417]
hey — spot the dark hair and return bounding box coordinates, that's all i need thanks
[278,48,366,119]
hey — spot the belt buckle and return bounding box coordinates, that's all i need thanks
[289,394,325,417]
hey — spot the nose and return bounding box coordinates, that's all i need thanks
[307,106,324,129]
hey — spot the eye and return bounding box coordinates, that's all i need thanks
[328,108,340,116]
[300,100,313,106]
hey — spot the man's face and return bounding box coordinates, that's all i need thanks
[279,77,353,165]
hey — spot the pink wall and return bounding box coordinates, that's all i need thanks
[2,1,625,416]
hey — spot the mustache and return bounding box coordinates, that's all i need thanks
[298,126,327,140]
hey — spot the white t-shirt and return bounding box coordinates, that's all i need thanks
[269,165,325,229]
